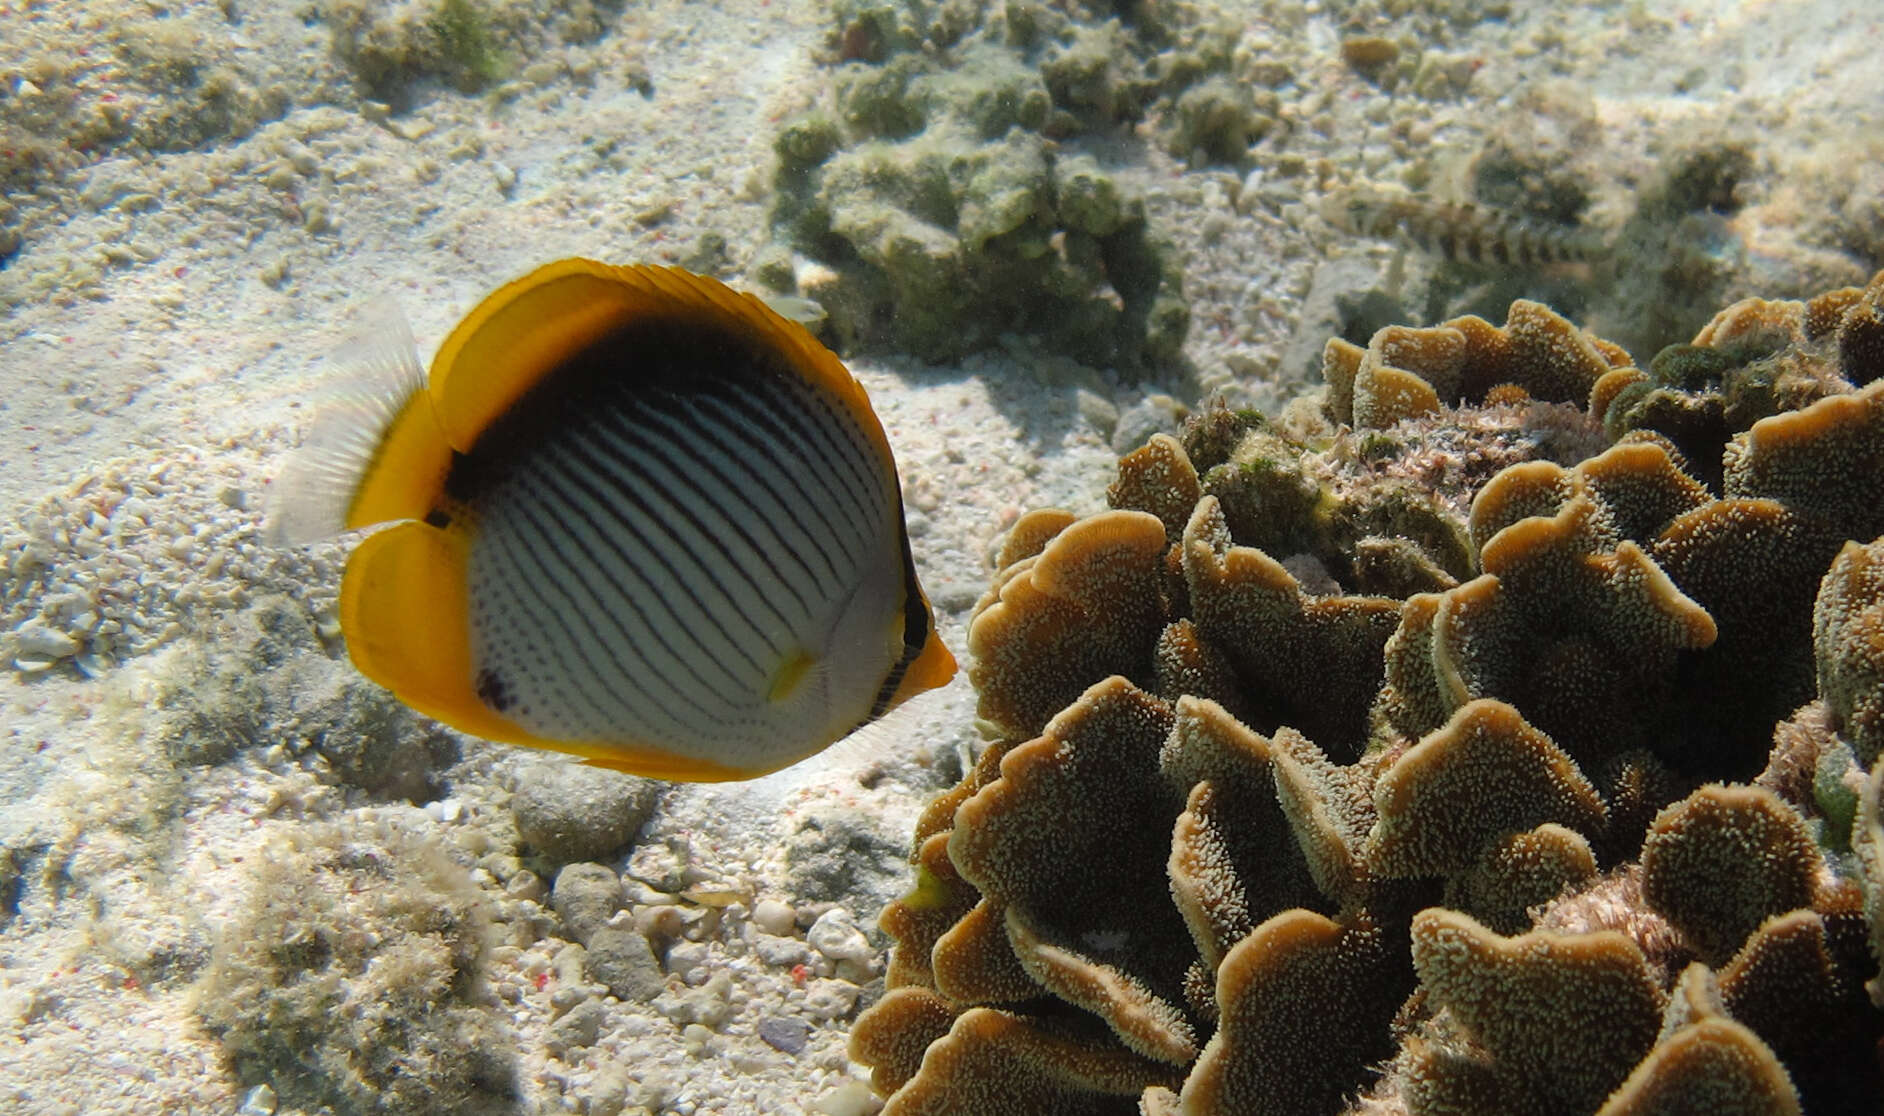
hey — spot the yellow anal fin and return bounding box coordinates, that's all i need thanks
[340,521,535,746]
[883,628,957,712]
[566,744,756,783]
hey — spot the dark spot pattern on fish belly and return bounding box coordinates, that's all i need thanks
[476,667,515,713]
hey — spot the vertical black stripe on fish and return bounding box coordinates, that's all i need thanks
[636,400,833,620]
[708,386,877,576]
[731,373,886,538]
[491,495,737,742]
[531,434,770,688]
[696,389,876,582]
[515,444,760,720]
[496,484,749,744]
[706,377,873,544]
[563,411,807,659]
[475,498,686,734]
[600,399,822,632]
[484,470,732,730]
[794,379,894,510]
[687,394,849,587]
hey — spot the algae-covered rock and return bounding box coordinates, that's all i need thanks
[764,0,1226,369]
[195,814,516,1114]
[510,761,660,864]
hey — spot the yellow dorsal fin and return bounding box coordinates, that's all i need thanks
[428,260,894,471]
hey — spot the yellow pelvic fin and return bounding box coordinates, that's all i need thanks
[766,648,820,704]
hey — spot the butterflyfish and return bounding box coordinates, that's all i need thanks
[270,259,956,781]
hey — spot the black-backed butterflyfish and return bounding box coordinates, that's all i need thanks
[269,260,956,781]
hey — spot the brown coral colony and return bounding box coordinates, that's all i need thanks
[855,273,1884,1114]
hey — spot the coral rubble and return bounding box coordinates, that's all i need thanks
[855,274,1884,1114]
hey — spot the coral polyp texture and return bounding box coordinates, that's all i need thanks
[853,274,1884,1114]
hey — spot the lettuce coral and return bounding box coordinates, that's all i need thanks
[854,273,1884,1115]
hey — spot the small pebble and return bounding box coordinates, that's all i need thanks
[552,862,623,945]
[511,762,659,863]
[1340,35,1400,71]
[753,933,812,968]
[813,1082,878,1116]
[236,1083,277,1116]
[505,868,548,904]
[545,997,609,1055]
[802,978,861,1022]
[585,926,666,1002]
[751,898,796,937]
[806,908,872,965]
[13,622,79,660]
[757,1015,811,1056]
